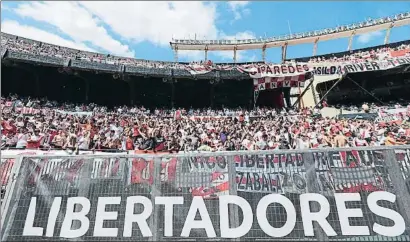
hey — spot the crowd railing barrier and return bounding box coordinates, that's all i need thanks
[1,145,410,241]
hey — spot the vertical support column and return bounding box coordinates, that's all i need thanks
[384,25,392,45]
[171,81,175,109]
[174,46,179,63]
[298,86,305,109]
[311,77,318,106]
[347,31,355,51]
[312,38,319,57]
[281,43,288,63]
[233,46,237,64]
[384,149,410,231]
[302,152,329,242]
[204,45,208,62]
[262,44,267,62]
[227,155,240,241]
[149,157,162,241]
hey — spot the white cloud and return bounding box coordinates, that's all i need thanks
[79,1,219,45]
[178,50,206,62]
[179,49,252,63]
[11,1,135,57]
[177,30,256,62]
[212,50,257,62]
[227,1,250,22]
[1,20,95,52]
[220,30,255,40]
[246,54,257,63]
[179,50,254,63]
[1,2,12,12]
[172,31,256,62]
[213,31,256,61]
[357,30,383,44]
[3,1,256,62]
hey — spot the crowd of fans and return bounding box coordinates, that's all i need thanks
[2,94,410,153]
[305,43,410,64]
[1,34,187,69]
[2,31,410,72]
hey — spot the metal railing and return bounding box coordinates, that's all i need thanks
[1,145,410,241]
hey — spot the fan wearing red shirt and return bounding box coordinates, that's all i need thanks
[1,119,17,135]
[125,135,134,150]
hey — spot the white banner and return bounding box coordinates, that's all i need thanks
[376,107,410,123]
[186,64,214,75]
[55,110,93,116]
[21,192,406,238]
[240,57,410,78]
[1,150,128,156]
[185,56,410,78]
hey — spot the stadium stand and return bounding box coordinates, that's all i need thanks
[2,15,410,242]
[1,32,410,153]
[289,40,410,64]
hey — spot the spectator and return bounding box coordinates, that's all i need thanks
[1,94,410,153]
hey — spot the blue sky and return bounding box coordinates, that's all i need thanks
[1,1,410,63]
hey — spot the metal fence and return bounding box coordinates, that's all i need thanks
[1,146,410,241]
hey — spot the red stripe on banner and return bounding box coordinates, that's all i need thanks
[65,159,85,183]
[253,73,308,90]
[0,159,14,186]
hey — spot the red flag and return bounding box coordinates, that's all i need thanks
[0,159,14,186]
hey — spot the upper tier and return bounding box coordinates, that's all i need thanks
[170,12,410,50]
[1,32,409,80]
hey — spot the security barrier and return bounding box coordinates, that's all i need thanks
[1,146,410,241]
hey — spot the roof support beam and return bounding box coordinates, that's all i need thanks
[281,43,288,63]
[384,24,393,45]
[170,17,410,51]
[262,43,267,62]
[347,30,356,51]
[174,45,179,62]
[233,45,237,64]
[204,45,208,62]
[312,38,319,56]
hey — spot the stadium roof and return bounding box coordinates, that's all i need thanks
[170,12,410,51]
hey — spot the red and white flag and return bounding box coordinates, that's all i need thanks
[253,73,309,90]
[174,110,182,120]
